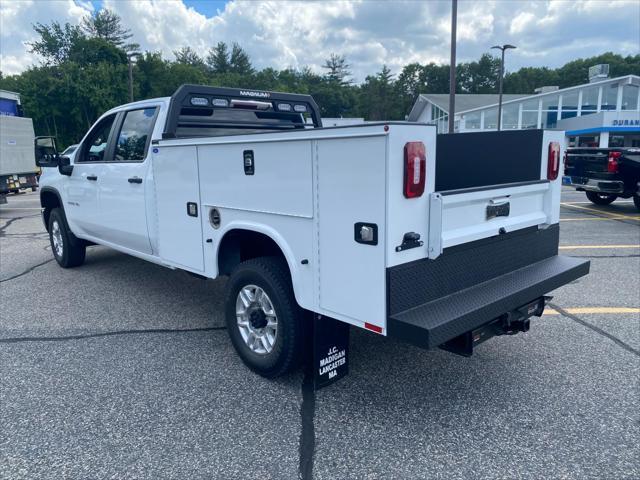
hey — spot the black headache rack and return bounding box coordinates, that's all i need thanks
[386,225,590,354]
[162,84,322,139]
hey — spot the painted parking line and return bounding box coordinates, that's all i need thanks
[559,244,639,250]
[560,202,639,220]
[560,216,640,221]
[544,307,640,316]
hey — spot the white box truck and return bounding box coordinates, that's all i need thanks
[35,85,589,387]
[0,90,38,203]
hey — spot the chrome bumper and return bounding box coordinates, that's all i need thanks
[563,176,625,194]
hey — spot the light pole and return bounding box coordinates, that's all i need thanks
[490,44,516,131]
[127,53,139,103]
[448,0,457,134]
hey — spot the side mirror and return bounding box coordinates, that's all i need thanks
[58,155,73,176]
[34,136,59,167]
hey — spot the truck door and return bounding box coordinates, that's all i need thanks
[65,113,117,238]
[94,107,157,254]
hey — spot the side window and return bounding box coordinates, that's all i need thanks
[79,114,116,162]
[114,108,157,161]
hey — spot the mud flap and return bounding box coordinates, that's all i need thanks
[312,315,350,389]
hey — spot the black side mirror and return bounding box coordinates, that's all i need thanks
[58,156,73,176]
[34,136,59,167]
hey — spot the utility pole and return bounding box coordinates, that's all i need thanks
[448,0,457,134]
[490,44,516,130]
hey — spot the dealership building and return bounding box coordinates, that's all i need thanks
[408,70,640,148]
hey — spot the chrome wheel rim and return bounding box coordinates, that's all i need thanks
[236,284,277,355]
[51,220,64,257]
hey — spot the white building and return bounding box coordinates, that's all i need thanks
[408,73,640,148]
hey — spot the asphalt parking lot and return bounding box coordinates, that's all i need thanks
[1,188,638,480]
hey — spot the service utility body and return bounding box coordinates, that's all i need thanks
[36,85,590,388]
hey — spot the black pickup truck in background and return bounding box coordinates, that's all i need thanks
[563,147,640,210]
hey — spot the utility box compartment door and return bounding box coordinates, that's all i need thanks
[316,136,387,329]
[152,145,204,271]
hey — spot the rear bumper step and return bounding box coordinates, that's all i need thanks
[387,255,590,350]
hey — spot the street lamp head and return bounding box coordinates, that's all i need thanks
[491,44,517,51]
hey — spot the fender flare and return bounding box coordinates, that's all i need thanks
[215,221,304,305]
[39,187,63,231]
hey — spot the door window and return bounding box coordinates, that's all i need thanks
[79,114,116,162]
[114,108,157,161]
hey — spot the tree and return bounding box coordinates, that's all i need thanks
[322,53,352,85]
[207,42,230,74]
[457,53,500,94]
[173,47,205,68]
[28,22,84,65]
[229,43,254,75]
[358,65,400,120]
[68,37,127,66]
[81,9,137,52]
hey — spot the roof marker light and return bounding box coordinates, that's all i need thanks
[294,104,307,112]
[212,98,228,107]
[277,103,292,111]
[190,97,209,106]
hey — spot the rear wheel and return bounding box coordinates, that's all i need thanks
[585,191,617,205]
[48,208,86,268]
[633,195,640,211]
[224,257,303,378]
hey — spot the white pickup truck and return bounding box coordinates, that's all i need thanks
[36,85,589,385]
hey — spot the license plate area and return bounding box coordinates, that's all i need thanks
[486,201,510,220]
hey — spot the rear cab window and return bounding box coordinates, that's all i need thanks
[114,107,158,161]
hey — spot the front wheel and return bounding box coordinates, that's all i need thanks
[585,191,617,205]
[48,208,86,268]
[633,195,640,212]
[224,257,303,378]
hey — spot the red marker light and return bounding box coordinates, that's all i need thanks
[403,142,426,198]
[364,322,383,334]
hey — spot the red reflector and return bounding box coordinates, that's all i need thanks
[547,142,560,180]
[608,151,621,173]
[364,322,383,334]
[403,142,426,198]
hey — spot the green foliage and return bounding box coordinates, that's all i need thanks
[3,12,638,147]
[81,9,139,54]
[173,46,206,68]
[28,21,84,65]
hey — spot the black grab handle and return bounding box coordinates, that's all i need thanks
[128,177,143,184]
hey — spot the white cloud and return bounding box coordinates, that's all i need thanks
[1,0,638,81]
[0,0,93,74]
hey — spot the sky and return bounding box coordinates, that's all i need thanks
[1,0,638,82]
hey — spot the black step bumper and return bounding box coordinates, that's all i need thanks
[386,225,590,350]
[387,255,589,349]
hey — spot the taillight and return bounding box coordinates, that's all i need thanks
[547,142,560,180]
[608,151,621,173]
[403,142,426,198]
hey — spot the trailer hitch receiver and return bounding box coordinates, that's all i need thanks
[440,296,551,357]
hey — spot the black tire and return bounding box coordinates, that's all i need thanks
[633,195,640,212]
[48,207,86,268]
[225,257,303,378]
[585,191,617,205]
